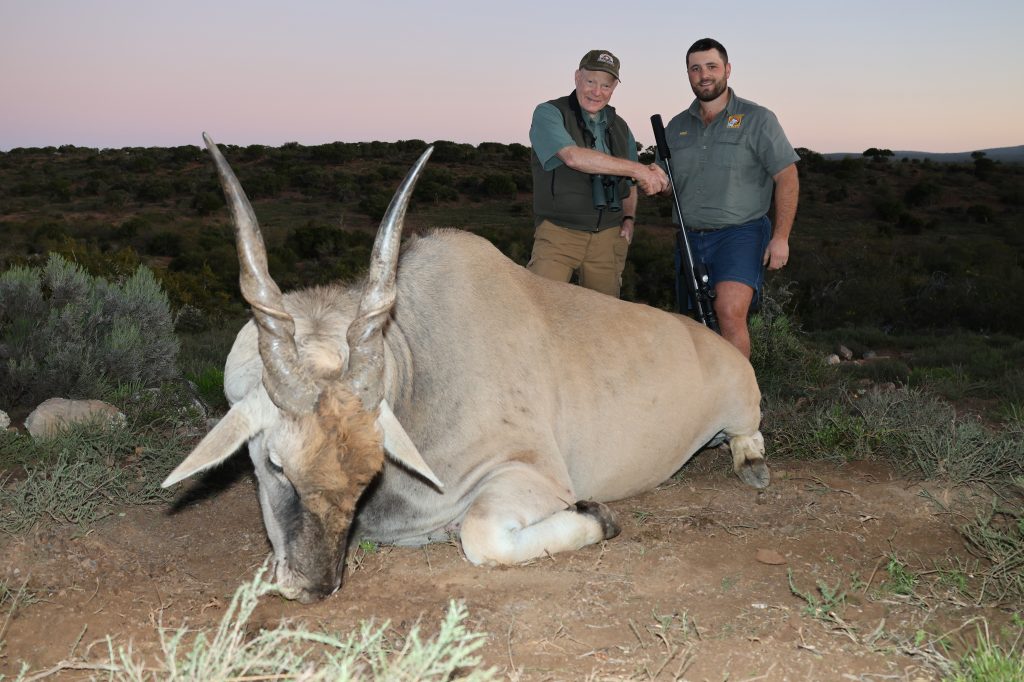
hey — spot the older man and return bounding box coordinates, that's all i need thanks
[528,50,669,297]
[662,38,799,357]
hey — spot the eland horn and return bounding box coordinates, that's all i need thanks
[203,133,318,415]
[345,147,433,408]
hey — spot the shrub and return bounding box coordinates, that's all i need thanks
[874,197,904,222]
[72,564,498,681]
[479,173,518,199]
[358,191,392,221]
[749,289,825,399]
[825,185,848,203]
[904,180,940,207]
[769,385,1024,489]
[192,190,224,216]
[0,253,180,408]
[966,203,995,223]
[148,230,183,255]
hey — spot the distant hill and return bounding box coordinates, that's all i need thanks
[824,144,1024,163]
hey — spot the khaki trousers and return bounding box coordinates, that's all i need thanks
[527,220,629,298]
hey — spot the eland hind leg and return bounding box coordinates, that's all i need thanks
[458,464,620,566]
[721,385,769,489]
[729,430,769,488]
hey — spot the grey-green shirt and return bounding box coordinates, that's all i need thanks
[662,88,798,229]
[530,102,639,170]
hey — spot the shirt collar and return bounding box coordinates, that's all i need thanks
[688,87,735,122]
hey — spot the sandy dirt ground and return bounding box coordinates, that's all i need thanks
[0,448,1013,681]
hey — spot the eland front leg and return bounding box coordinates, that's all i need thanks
[458,463,620,566]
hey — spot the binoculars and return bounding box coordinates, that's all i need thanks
[591,174,621,212]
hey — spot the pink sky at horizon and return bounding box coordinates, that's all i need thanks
[2,1,1022,155]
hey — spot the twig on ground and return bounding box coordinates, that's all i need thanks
[740,661,778,682]
[22,660,120,682]
[863,555,885,593]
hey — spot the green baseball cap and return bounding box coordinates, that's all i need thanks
[579,50,621,81]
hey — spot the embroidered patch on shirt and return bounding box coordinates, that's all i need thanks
[726,114,744,129]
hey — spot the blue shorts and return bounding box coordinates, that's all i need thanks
[675,215,771,310]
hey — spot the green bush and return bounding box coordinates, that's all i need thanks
[478,173,518,199]
[749,290,825,399]
[61,564,499,681]
[0,253,180,408]
[768,385,1024,489]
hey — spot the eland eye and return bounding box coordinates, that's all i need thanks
[267,454,285,474]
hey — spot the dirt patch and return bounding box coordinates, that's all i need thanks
[0,450,1010,680]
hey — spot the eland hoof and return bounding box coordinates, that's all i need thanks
[574,500,621,540]
[737,459,770,489]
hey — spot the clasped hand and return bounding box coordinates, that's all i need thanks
[635,163,669,196]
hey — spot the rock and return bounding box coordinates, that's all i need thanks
[25,398,126,439]
[825,354,841,366]
[0,410,9,430]
[755,548,787,565]
[837,344,854,361]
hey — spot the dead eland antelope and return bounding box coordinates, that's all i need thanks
[163,136,769,603]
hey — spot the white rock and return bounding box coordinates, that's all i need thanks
[825,354,841,366]
[0,410,9,430]
[25,398,126,439]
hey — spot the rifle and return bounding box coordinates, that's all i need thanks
[650,114,720,333]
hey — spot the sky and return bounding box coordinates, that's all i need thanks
[2,0,1022,154]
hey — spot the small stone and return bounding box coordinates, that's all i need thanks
[825,354,841,366]
[755,548,787,565]
[837,345,854,361]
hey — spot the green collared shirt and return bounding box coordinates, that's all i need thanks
[661,88,798,229]
[530,102,639,170]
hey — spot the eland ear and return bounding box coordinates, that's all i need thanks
[377,399,444,491]
[162,401,259,487]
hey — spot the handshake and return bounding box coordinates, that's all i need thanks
[634,162,670,196]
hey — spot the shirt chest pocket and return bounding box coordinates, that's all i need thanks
[712,137,754,169]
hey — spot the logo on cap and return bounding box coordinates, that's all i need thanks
[597,52,615,65]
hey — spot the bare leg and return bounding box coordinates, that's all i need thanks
[714,281,755,358]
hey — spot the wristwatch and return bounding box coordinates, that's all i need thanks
[621,215,635,224]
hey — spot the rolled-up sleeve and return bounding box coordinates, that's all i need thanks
[530,103,575,171]
[754,110,799,176]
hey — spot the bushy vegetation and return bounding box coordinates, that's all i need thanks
[943,622,1024,681]
[3,564,497,681]
[2,141,1020,336]
[0,253,179,409]
[767,386,1023,486]
[748,289,828,399]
